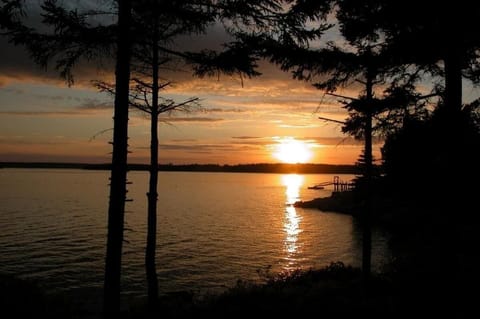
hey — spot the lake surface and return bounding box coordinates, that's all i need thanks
[0,169,390,298]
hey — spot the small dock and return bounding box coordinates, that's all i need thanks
[308,175,354,192]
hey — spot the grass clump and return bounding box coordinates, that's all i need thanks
[138,262,396,318]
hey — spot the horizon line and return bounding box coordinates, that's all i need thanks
[0,161,357,167]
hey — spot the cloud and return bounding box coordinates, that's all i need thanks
[135,138,268,154]
[135,143,241,155]
[231,136,262,139]
[159,144,227,151]
[300,136,384,146]
[0,39,108,87]
[0,136,69,146]
[1,87,76,102]
[0,96,115,117]
[228,136,366,148]
[0,110,88,117]
[170,139,198,142]
[231,140,271,146]
[77,100,113,110]
[204,107,248,113]
[158,117,223,122]
[167,76,316,98]
[141,135,370,160]
[278,124,320,129]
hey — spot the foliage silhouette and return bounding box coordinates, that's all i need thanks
[337,0,480,182]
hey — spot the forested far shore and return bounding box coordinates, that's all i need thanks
[0,162,358,174]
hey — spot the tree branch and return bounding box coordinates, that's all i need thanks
[318,116,346,124]
[326,92,358,101]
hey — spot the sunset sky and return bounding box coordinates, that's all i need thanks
[0,19,374,165]
[1,3,477,165]
[1,61,372,164]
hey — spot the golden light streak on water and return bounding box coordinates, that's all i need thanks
[281,174,303,259]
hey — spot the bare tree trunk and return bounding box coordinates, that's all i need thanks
[103,0,132,316]
[442,46,462,296]
[443,49,463,172]
[444,50,463,115]
[146,111,159,308]
[362,65,374,282]
[146,14,159,308]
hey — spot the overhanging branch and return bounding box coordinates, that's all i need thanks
[318,116,346,124]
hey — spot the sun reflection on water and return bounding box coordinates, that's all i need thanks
[282,174,303,205]
[281,174,304,259]
[285,205,300,254]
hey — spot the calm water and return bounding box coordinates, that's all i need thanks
[0,169,390,298]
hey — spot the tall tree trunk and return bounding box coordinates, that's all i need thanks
[146,15,159,308]
[444,50,463,115]
[442,45,463,296]
[103,0,132,316]
[362,65,374,282]
[443,49,463,172]
[146,111,159,308]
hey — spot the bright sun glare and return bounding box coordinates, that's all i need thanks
[273,137,313,164]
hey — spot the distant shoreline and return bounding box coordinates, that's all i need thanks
[0,162,358,174]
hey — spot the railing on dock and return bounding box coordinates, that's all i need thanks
[308,175,354,192]
[332,175,354,192]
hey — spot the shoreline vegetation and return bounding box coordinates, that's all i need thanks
[294,191,358,215]
[294,191,406,229]
[0,262,416,318]
[0,162,358,174]
[2,259,464,318]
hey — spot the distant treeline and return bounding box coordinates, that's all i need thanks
[157,163,358,174]
[0,162,358,174]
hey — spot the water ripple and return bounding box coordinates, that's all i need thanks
[0,169,390,297]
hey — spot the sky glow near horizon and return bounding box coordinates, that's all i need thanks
[0,70,380,164]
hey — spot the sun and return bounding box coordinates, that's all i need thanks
[273,137,313,164]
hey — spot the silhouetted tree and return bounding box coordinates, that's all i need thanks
[96,0,288,308]
[96,86,199,310]
[117,0,282,307]
[103,1,132,316]
[1,0,129,315]
[337,0,480,175]
[95,0,210,308]
[338,3,480,310]
[378,2,480,112]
